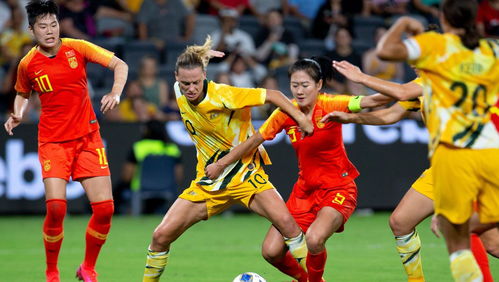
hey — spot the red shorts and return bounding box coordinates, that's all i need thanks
[38,130,110,181]
[286,181,357,233]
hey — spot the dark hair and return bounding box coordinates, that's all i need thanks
[26,0,59,27]
[288,56,333,83]
[441,0,480,49]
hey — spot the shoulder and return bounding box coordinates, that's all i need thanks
[18,47,38,69]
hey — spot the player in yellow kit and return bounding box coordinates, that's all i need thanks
[372,0,499,280]
[141,37,314,281]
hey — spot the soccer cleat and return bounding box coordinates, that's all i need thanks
[46,271,60,282]
[76,264,98,282]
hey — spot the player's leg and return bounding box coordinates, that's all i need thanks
[261,226,308,282]
[250,188,307,269]
[143,198,208,281]
[43,178,68,282]
[389,188,433,282]
[305,206,343,282]
[477,226,499,258]
[77,176,113,281]
[469,214,497,282]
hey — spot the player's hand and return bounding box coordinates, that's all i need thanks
[332,60,364,83]
[4,113,22,135]
[297,115,314,137]
[320,111,352,124]
[101,93,120,114]
[207,50,225,60]
[402,16,425,36]
[205,162,225,180]
[430,214,441,238]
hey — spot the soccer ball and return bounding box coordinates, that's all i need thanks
[232,272,266,282]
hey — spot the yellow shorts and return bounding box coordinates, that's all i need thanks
[432,144,499,224]
[179,168,275,218]
[411,168,434,200]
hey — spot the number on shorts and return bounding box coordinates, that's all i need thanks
[248,173,267,189]
[96,148,108,165]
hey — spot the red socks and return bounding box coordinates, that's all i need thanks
[470,233,492,282]
[83,200,114,270]
[270,251,308,282]
[43,199,67,273]
[307,250,327,282]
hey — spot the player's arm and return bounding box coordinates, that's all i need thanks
[376,16,424,62]
[101,56,128,114]
[205,133,265,179]
[321,102,410,125]
[265,89,313,136]
[4,92,30,135]
[332,60,422,101]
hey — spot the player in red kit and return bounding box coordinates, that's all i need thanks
[3,1,128,282]
[205,57,388,282]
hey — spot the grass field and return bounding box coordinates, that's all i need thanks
[0,212,497,281]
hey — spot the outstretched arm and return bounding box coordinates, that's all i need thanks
[376,16,424,61]
[205,132,265,179]
[321,103,410,125]
[266,89,313,136]
[332,60,422,101]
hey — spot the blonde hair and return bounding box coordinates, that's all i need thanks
[175,36,213,72]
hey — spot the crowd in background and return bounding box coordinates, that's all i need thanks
[1,0,499,123]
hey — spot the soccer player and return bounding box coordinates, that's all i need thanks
[373,1,499,280]
[3,1,128,282]
[322,60,499,282]
[141,37,314,282]
[204,57,388,282]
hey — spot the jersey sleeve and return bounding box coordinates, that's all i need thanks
[68,39,114,67]
[14,58,32,94]
[320,94,353,113]
[403,31,445,70]
[213,82,266,109]
[259,108,289,140]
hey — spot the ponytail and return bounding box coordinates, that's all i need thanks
[175,36,213,72]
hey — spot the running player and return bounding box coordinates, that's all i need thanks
[322,60,498,282]
[204,57,388,282]
[141,37,314,281]
[3,1,128,281]
[373,1,499,280]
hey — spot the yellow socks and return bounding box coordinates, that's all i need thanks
[143,249,169,282]
[449,249,482,282]
[395,230,424,282]
[284,232,308,270]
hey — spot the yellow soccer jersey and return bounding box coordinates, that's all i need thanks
[174,80,271,191]
[404,32,499,156]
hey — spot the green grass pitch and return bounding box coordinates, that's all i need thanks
[0,212,497,281]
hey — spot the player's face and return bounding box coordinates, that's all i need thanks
[290,70,322,108]
[176,66,207,104]
[30,14,60,49]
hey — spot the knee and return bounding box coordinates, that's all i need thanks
[152,226,174,249]
[482,238,499,258]
[261,247,282,263]
[306,231,326,254]
[91,200,114,224]
[45,200,67,225]
[389,212,408,236]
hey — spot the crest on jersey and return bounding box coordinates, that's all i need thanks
[68,56,78,69]
[43,160,51,172]
[315,115,325,128]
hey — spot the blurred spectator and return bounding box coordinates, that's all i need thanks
[122,0,146,13]
[59,0,98,40]
[369,0,410,18]
[0,1,10,32]
[362,26,404,84]
[129,56,170,107]
[214,71,233,84]
[324,28,363,93]
[182,0,201,10]
[137,0,195,50]
[312,0,351,39]
[93,0,135,38]
[208,0,253,16]
[288,0,326,25]
[106,82,162,122]
[411,0,440,24]
[254,9,298,70]
[210,8,256,57]
[218,52,267,88]
[249,0,288,20]
[477,0,499,38]
[0,7,32,70]
[252,75,278,119]
[117,119,183,214]
[342,0,371,16]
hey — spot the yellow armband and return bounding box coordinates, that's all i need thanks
[348,96,363,113]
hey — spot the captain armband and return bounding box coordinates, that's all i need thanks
[348,96,363,113]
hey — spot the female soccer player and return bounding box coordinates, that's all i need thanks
[141,37,315,281]
[372,0,499,280]
[205,57,387,282]
[322,60,498,282]
[3,1,128,281]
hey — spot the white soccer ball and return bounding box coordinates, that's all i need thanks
[232,272,267,282]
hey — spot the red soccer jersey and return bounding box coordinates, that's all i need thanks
[259,93,359,195]
[15,38,114,142]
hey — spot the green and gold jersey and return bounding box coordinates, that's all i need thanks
[404,32,499,156]
[174,80,271,191]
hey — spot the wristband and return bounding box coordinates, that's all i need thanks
[348,96,362,113]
